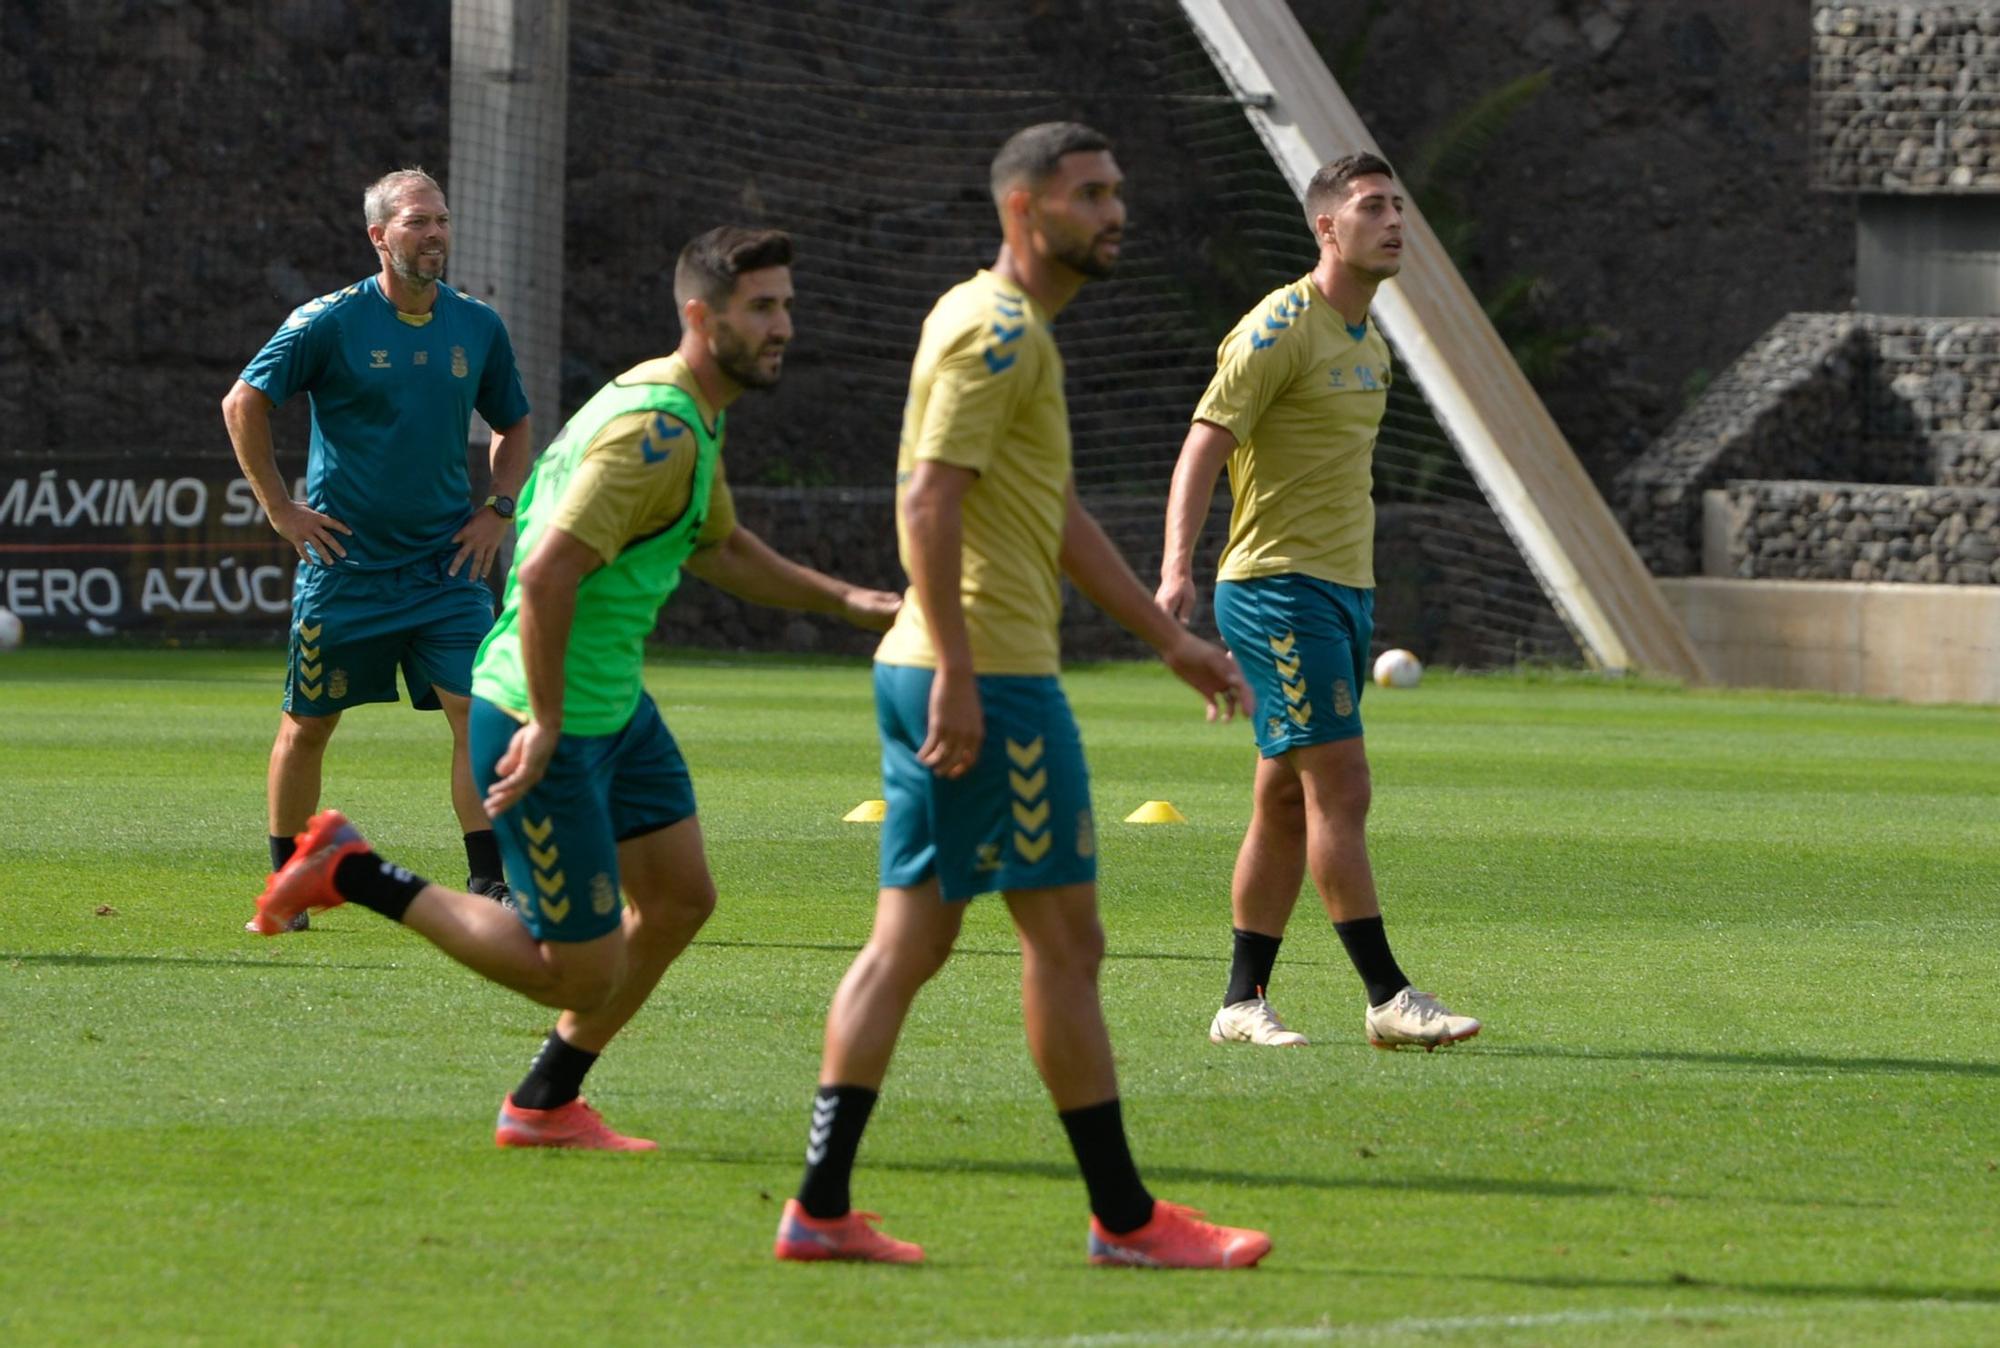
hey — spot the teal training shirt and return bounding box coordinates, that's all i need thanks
[240,277,531,570]
[472,376,723,736]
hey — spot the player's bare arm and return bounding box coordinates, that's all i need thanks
[1060,479,1251,723]
[222,378,352,565]
[484,524,598,817]
[900,459,982,779]
[1155,419,1237,623]
[450,415,534,582]
[683,525,900,631]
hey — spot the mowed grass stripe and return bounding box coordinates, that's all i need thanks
[0,649,1995,1345]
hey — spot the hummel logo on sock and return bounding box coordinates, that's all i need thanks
[807,1098,837,1164]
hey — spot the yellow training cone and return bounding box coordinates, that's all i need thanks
[843,799,887,823]
[1124,800,1188,824]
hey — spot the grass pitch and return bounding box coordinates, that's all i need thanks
[1,648,1996,1345]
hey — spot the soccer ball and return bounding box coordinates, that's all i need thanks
[0,608,21,652]
[1372,647,1421,688]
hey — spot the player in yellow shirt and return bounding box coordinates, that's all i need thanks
[1157,153,1481,1052]
[775,122,1271,1269]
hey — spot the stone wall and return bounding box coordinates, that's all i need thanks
[1617,315,1868,574]
[1812,3,2000,192]
[1715,480,2000,582]
[1932,431,2000,483]
[1619,312,2000,574]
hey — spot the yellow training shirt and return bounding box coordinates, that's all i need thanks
[1193,276,1392,589]
[876,271,1071,676]
[545,355,737,565]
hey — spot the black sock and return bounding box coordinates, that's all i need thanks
[464,829,504,890]
[331,851,428,922]
[1333,915,1410,1008]
[510,1030,598,1110]
[1058,1098,1154,1235]
[269,835,298,871]
[796,1085,878,1220]
[1223,927,1283,1007]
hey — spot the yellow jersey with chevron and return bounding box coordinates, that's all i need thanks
[875,270,1069,677]
[1193,275,1392,589]
[472,355,735,735]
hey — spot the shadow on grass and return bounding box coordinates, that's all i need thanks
[699,1151,1886,1211]
[0,951,403,973]
[695,937,1335,968]
[1481,1044,2000,1080]
[1355,1266,2000,1306]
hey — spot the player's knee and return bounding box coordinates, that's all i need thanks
[869,931,953,991]
[279,711,339,750]
[1027,917,1106,981]
[558,963,622,1013]
[1253,771,1307,829]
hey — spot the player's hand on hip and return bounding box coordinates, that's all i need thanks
[485,719,559,818]
[918,667,984,779]
[842,586,903,632]
[450,509,510,581]
[1155,571,1198,624]
[270,499,351,566]
[1164,631,1254,723]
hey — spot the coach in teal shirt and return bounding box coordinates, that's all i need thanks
[224,166,533,916]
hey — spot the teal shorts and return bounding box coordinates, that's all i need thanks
[285,555,495,715]
[1215,574,1373,757]
[470,693,697,943]
[875,664,1097,903]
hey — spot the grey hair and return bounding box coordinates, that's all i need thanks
[363,168,445,228]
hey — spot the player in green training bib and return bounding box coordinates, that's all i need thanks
[1157,153,1481,1053]
[251,228,900,1150]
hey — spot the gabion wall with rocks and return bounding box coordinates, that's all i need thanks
[1719,480,2000,582]
[1618,312,2000,576]
[1812,2,2000,192]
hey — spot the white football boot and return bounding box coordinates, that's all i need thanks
[1209,996,1309,1047]
[1364,987,1481,1051]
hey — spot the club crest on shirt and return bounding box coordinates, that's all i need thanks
[451,345,469,378]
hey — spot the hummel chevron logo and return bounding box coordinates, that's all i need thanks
[990,321,1024,344]
[1005,737,1044,770]
[982,347,1018,375]
[641,413,685,464]
[994,296,1025,317]
[807,1098,838,1164]
[1009,767,1047,799]
[1268,633,1297,657]
[1249,330,1276,351]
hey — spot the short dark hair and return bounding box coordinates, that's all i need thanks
[673,226,794,310]
[989,121,1113,204]
[1303,152,1395,229]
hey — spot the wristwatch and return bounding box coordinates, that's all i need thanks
[483,494,516,520]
